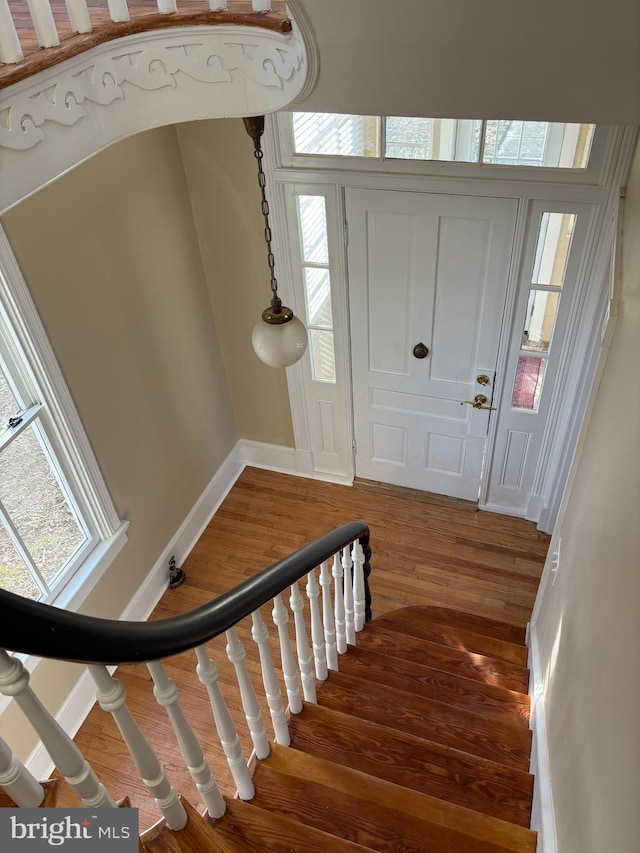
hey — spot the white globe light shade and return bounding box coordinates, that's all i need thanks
[252,314,308,367]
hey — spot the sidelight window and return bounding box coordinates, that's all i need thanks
[296,195,336,383]
[511,212,577,411]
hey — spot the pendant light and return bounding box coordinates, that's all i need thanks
[243,115,308,368]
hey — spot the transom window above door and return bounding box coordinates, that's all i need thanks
[286,113,595,171]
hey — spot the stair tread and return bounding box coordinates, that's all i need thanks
[340,645,531,729]
[252,744,536,853]
[289,702,533,827]
[356,625,530,693]
[141,797,222,853]
[319,669,531,771]
[377,613,528,666]
[389,606,526,645]
[214,795,378,853]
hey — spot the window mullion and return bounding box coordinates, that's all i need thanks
[478,120,488,164]
[0,403,42,453]
[0,497,50,597]
[301,262,330,271]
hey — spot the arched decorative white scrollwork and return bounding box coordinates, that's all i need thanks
[0,12,317,213]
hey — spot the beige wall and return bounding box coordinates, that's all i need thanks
[298,0,640,124]
[533,142,640,851]
[1,126,239,758]
[176,119,294,447]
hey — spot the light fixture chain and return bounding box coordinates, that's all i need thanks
[254,145,279,301]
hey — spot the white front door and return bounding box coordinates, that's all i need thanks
[347,189,518,501]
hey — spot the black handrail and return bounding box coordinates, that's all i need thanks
[0,522,370,666]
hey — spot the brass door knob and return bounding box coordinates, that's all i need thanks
[460,394,496,411]
[476,374,490,386]
[413,343,429,359]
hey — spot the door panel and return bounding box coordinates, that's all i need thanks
[348,189,518,501]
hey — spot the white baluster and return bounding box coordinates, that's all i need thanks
[208,0,227,9]
[225,628,270,760]
[271,594,302,714]
[332,553,347,655]
[289,582,317,703]
[252,0,271,10]
[0,736,44,807]
[90,665,186,829]
[195,646,254,800]
[251,609,290,746]
[306,569,328,682]
[0,652,114,808]
[342,546,356,646]
[25,0,60,47]
[156,0,177,12]
[352,540,366,633]
[106,0,129,22]
[0,1,24,63]
[63,0,91,33]
[146,662,225,819]
[319,560,338,670]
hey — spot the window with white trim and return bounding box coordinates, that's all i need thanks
[0,229,125,606]
[286,114,596,171]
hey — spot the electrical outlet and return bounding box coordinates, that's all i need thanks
[550,538,561,584]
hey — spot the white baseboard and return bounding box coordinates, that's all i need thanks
[241,439,298,474]
[528,624,558,853]
[24,443,246,780]
[240,440,353,485]
[169,443,246,571]
[480,501,530,518]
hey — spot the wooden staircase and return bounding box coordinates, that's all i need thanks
[138,604,536,852]
[1,603,535,851]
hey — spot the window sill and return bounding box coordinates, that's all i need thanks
[52,521,129,612]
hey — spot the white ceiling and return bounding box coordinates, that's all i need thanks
[295,0,640,124]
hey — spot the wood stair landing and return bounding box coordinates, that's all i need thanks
[200,605,536,853]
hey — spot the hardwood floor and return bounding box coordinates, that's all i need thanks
[53,466,548,830]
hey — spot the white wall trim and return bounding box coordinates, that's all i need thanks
[241,439,353,485]
[22,442,246,778]
[478,501,528,518]
[528,624,558,853]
